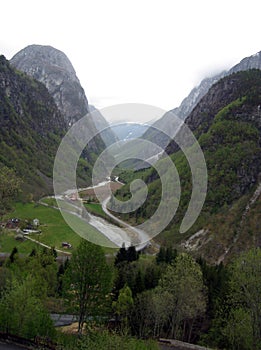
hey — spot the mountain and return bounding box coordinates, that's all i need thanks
[110,122,150,141]
[230,51,261,73]
[142,51,261,150]
[114,69,261,263]
[0,55,66,197]
[88,105,119,146]
[10,45,110,154]
[11,45,88,127]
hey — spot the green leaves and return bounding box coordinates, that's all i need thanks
[159,253,206,323]
[227,248,261,349]
[206,248,261,349]
[64,239,113,334]
[0,275,55,339]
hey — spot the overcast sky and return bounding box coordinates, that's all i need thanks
[1,0,260,122]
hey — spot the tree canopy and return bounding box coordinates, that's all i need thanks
[65,239,113,334]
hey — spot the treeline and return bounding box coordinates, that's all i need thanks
[115,246,261,350]
[0,241,260,350]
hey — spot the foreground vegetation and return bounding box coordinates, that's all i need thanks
[1,173,259,349]
[0,237,260,349]
[57,331,159,350]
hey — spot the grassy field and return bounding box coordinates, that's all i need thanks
[84,203,111,221]
[85,203,105,216]
[40,197,58,207]
[0,202,117,255]
[0,229,38,255]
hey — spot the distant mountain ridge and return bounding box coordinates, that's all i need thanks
[88,105,119,146]
[110,122,150,141]
[142,51,261,149]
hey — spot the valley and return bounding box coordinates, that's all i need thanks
[0,44,261,350]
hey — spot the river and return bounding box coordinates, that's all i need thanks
[52,180,151,250]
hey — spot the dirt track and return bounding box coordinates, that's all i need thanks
[80,181,122,200]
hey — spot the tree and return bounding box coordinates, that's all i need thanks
[165,247,177,264]
[197,257,229,318]
[156,246,177,265]
[144,263,161,290]
[156,246,166,264]
[57,259,70,296]
[126,245,139,263]
[222,308,253,350]
[130,290,154,338]
[114,244,139,266]
[114,244,128,266]
[113,261,138,297]
[112,284,134,333]
[227,248,261,349]
[24,248,58,297]
[65,239,113,334]
[158,253,206,341]
[133,269,145,295]
[0,276,55,339]
[9,246,18,264]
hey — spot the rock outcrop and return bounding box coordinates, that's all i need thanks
[142,50,261,150]
[11,45,89,127]
[10,45,112,154]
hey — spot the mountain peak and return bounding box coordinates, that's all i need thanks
[10,44,118,151]
[229,50,261,74]
[11,44,78,82]
[11,44,88,127]
[142,49,261,151]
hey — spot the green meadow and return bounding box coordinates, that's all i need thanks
[0,202,117,255]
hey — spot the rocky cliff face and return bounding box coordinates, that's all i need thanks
[142,50,261,149]
[11,45,89,127]
[175,72,226,120]
[230,51,261,73]
[10,45,113,154]
[0,55,66,196]
[167,69,261,199]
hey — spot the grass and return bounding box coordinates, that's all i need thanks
[0,229,37,255]
[40,197,58,207]
[1,202,118,255]
[57,330,159,350]
[84,203,123,228]
[84,203,108,219]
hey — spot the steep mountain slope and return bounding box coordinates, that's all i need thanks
[114,70,261,263]
[10,45,116,152]
[142,51,261,150]
[230,51,261,73]
[88,105,118,146]
[0,55,66,197]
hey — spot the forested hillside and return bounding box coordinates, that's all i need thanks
[0,55,66,197]
[0,56,92,199]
